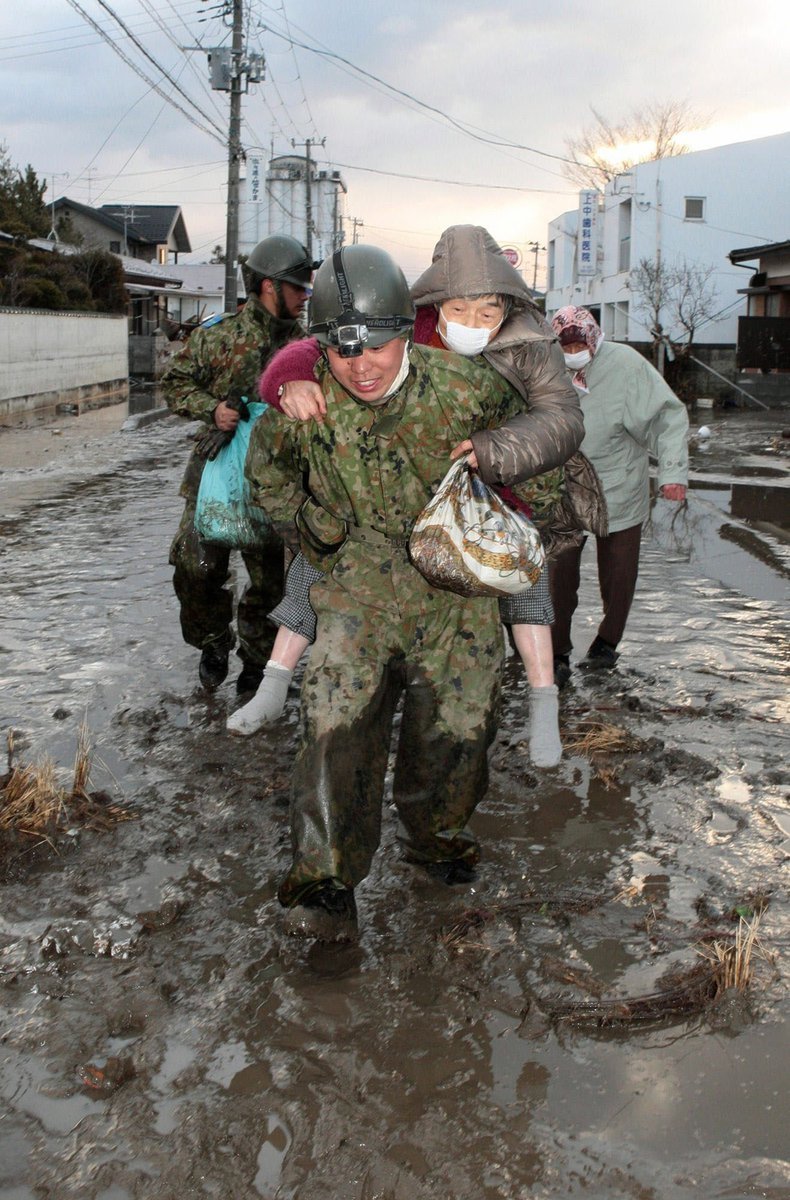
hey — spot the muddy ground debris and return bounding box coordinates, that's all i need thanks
[0,404,788,1199]
[0,726,132,862]
[441,887,774,1030]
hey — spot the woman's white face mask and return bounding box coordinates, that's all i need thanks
[441,321,499,356]
[564,349,591,370]
[437,296,505,357]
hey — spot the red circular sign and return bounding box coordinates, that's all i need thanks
[501,247,521,267]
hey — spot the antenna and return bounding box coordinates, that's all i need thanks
[46,172,70,241]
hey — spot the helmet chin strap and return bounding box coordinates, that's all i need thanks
[272,280,290,321]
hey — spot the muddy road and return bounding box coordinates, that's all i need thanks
[1,401,788,1200]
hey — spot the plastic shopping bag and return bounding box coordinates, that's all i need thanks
[194,401,273,549]
[409,457,545,597]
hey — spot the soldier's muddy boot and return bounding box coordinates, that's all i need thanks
[553,654,572,689]
[199,644,230,690]
[582,636,619,670]
[423,859,477,886]
[282,882,358,943]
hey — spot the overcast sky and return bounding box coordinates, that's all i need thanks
[2,0,789,283]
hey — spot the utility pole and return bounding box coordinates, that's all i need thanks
[189,10,264,310]
[291,136,325,259]
[528,241,545,292]
[223,0,244,312]
[350,217,364,245]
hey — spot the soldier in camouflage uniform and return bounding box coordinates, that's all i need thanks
[162,235,318,693]
[245,245,530,943]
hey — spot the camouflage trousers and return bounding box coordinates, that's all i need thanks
[278,545,503,906]
[169,451,285,667]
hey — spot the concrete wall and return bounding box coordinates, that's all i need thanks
[0,308,129,418]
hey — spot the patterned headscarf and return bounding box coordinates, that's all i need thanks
[550,305,604,392]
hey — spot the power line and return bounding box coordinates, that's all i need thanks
[63,0,226,148]
[139,0,229,129]
[92,70,193,204]
[90,0,226,140]
[258,19,577,170]
[264,0,320,138]
[69,159,225,182]
[322,159,575,196]
[0,0,201,60]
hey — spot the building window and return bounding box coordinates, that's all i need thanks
[618,200,631,273]
[685,196,706,221]
[157,245,168,265]
[547,239,556,291]
[109,241,121,253]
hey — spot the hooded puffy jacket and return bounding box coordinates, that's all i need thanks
[410,226,607,549]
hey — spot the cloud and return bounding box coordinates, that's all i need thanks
[2,0,788,281]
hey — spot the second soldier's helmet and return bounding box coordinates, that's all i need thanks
[309,245,415,357]
[245,235,320,287]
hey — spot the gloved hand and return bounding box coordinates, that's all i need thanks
[226,394,251,421]
[194,426,234,460]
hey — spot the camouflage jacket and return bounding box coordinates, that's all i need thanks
[245,345,522,567]
[162,297,302,423]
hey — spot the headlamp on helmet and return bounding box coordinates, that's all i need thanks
[309,247,415,357]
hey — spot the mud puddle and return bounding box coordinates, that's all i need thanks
[0,408,788,1199]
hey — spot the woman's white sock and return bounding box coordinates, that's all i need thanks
[227,662,293,736]
[528,685,562,767]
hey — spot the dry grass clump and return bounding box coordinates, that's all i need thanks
[563,718,643,758]
[0,726,131,853]
[561,718,650,789]
[697,912,765,992]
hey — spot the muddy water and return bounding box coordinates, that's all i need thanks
[0,404,788,1200]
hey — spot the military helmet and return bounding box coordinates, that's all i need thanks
[245,235,319,287]
[309,245,415,357]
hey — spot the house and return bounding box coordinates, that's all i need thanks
[162,263,228,329]
[728,240,790,371]
[53,198,191,265]
[544,132,790,348]
[726,240,790,406]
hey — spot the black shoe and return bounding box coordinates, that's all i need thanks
[199,645,229,690]
[423,859,477,886]
[583,636,619,669]
[283,882,358,942]
[553,654,572,689]
[236,661,265,696]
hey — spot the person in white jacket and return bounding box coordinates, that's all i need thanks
[549,305,688,684]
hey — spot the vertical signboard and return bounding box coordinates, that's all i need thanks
[248,155,262,203]
[577,190,599,276]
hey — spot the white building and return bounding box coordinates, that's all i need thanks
[545,132,790,346]
[237,153,347,263]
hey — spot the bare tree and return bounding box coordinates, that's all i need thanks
[564,101,701,191]
[631,256,676,360]
[630,256,720,390]
[672,263,718,346]
[630,257,719,351]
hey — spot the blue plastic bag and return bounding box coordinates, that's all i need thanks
[194,401,273,549]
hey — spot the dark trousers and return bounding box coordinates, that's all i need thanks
[169,496,284,668]
[550,522,642,657]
